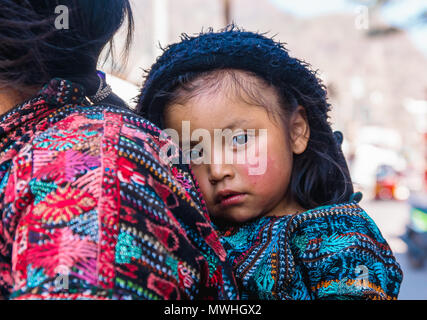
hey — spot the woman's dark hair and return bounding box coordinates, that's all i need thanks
[0,0,133,97]
[137,27,354,209]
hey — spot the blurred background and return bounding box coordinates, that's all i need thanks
[103,0,427,299]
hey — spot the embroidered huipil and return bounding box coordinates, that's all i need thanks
[0,78,238,300]
[219,201,403,300]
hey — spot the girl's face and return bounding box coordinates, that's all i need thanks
[164,72,309,223]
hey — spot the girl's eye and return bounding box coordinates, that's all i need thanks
[184,148,203,161]
[232,133,248,146]
[191,148,203,159]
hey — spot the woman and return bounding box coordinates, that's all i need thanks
[0,0,237,300]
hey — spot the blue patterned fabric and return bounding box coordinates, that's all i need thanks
[218,200,403,300]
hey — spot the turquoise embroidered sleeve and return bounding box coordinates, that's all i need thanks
[220,202,403,300]
[290,206,403,299]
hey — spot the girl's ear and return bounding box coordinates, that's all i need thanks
[290,106,310,155]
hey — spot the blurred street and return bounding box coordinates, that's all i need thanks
[361,198,427,300]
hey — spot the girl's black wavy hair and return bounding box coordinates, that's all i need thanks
[137,26,354,209]
[0,0,133,97]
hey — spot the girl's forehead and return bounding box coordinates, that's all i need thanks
[164,69,288,129]
[166,91,285,133]
[168,69,280,108]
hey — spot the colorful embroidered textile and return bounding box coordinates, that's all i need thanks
[0,78,238,300]
[218,201,403,300]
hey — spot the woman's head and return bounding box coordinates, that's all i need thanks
[138,27,354,221]
[0,0,133,95]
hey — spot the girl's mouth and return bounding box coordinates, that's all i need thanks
[216,190,247,207]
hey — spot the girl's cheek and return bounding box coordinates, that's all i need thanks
[191,166,203,182]
[241,140,269,178]
[242,156,276,188]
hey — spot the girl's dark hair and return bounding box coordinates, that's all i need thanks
[0,0,133,97]
[137,27,354,210]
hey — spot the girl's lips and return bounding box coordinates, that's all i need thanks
[218,193,247,207]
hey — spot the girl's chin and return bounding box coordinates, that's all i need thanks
[210,209,260,225]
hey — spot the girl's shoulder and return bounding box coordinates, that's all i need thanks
[220,194,403,300]
[286,194,380,239]
[284,195,403,300]
[220,193,373,243]
[229,192,380,241]
[281,194,397,265]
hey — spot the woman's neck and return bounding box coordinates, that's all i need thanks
[0,87,39,115]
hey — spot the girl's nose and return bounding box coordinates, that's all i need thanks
[208,163,235,185]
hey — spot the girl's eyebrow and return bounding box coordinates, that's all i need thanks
[180,119,252,147]
[224,119,250,129]
[181,140,202,148]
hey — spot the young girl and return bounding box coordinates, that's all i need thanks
[138,27,403,300]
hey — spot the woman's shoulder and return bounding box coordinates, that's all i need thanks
[36,78,175,166]
[0,80,238,299]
